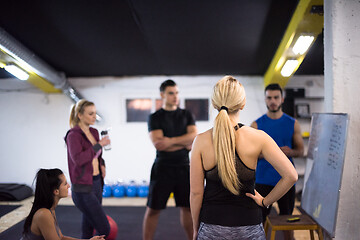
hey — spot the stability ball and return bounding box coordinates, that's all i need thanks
[107,215,118,240]
[137,184,149,198]
[102,185,112,198]
[126,182,137,197]
[113,185,125,198]
[92,215,118,239]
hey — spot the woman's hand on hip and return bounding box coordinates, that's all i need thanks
[246,189,264,207]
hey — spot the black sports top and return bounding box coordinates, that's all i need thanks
[199,123,262,227]
[148,108,195,166]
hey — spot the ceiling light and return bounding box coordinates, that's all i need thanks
[292,35,315,55]
[281,60,299,77]
[4,64,29,80]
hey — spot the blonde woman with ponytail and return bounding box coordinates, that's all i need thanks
[190,76,298,240]
[64,99,111,239]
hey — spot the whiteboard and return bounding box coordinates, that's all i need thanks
[301,113,349,237]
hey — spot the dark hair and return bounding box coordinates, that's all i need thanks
[159,79,176,92]
[265,83,283,96]
[23,168,63,235]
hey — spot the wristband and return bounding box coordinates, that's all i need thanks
[93,143,102,152]
[262,198,269,209]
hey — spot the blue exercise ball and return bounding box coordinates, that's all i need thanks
[102,184,112,198]
[137,184,149,197]
[113,185,125,198]
[126,182,137,197]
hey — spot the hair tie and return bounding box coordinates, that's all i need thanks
[220,106,228,112]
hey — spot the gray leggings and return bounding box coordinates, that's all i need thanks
[197,222,266,240]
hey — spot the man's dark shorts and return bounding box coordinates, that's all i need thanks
[255,183,296,222]
[147,162,190,210]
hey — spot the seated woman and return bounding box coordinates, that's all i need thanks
[21,168,105,240]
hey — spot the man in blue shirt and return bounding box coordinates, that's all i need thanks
[251,83,304,240]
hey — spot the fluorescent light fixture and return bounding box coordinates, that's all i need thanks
[292,35,315,55]
[0,43,38,74]
[4,64,29,80]
[281,60,299,77]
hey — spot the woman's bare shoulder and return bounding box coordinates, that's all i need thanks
[196,128,212,139]
[193,129,212,146]
[33,208,52,222]
[237,125,269,142]
[239,125,266,135]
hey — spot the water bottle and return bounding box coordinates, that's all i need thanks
[100,130,111,151]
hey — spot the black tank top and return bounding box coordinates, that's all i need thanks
[199,123,262,227]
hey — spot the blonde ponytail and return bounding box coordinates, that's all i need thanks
[211,76,246,195]
[69,99,95,128]
[69,104,77,128]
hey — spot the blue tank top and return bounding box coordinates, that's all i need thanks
[255,113,295,186]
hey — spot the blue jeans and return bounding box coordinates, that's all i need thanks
[72,175,110,238]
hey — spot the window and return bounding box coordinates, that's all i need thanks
[126,99,152,122]
[155,99,162,111]
[185,99,209,121]
[126,98,209,122]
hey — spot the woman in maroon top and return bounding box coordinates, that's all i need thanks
[65,99,111,239]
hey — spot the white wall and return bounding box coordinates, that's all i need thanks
[286,75,324,134]
[0,82,72,186]
[0,75,322,187]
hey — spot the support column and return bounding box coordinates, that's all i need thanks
[324,0,360,239]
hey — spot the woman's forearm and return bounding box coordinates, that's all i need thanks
[190,192,203,234]
[263,173,297,207]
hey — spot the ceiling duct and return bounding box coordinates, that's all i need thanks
[0,27,85,103]
[0,28,103,120]
[0,28,67,88]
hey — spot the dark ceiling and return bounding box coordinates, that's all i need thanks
[0,0,324,79]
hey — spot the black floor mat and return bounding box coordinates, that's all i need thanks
[0,205,20,218]
[0,206,187,240]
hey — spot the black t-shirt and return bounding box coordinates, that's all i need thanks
[148,108,195,166]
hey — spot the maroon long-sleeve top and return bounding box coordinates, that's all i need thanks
[64,126,105,192]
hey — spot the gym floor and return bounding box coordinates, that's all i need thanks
[0,197,321,239]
